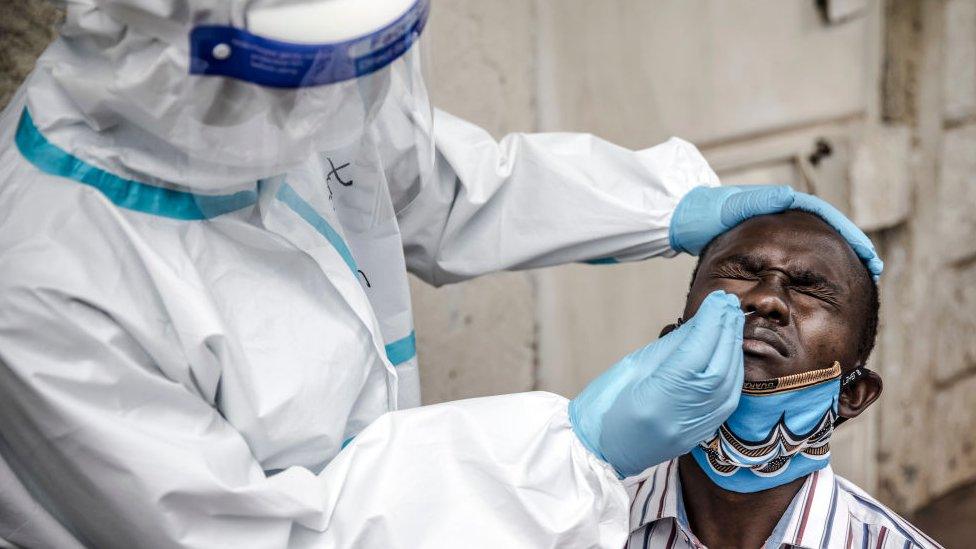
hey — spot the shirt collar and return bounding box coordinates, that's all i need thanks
[630,460,837,549]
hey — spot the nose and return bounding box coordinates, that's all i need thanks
[740,273,791,326]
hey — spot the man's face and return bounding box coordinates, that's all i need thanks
[684,211,870,381]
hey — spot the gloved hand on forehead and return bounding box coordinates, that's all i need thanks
[669,185,883,280]
[569,290,745,478]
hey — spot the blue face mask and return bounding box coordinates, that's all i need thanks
[690,362,853,493]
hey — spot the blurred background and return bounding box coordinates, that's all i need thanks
[2,0,973,545]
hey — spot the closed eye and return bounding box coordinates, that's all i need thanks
[789,283,840,306]
[709,260,842,306]
[709,263,758,281]
[787,269,842,305]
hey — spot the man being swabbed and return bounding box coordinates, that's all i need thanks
[624,210,941,548]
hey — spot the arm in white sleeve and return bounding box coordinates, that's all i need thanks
[0,286,628,549]
[398,109,720,286]
[326,392,630,548]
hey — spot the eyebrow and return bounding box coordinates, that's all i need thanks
[713,253,845,294]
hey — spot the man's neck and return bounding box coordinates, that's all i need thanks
[677,454,807,549]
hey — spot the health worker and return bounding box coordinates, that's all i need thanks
[0,0,883,547]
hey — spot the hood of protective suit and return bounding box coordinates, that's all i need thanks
[25,0,429,191]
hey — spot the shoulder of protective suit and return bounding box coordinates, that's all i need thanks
[0,158,143,317]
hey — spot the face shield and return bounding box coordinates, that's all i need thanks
[37,0,432,190]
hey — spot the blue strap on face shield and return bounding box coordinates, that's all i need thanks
[189,0,429,88]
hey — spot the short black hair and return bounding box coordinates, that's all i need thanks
[689,237,880,368]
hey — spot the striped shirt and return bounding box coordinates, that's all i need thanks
[625,459,942,549]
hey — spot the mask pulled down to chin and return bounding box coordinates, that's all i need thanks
[690,361,846,494]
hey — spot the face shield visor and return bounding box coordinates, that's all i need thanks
[40,0,432,190]
[185,0,431,173]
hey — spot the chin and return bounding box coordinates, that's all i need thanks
[743,356,780,381]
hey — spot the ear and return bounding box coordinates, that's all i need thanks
[838,367,882,420]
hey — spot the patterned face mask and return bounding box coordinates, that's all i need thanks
[690,361,860,493]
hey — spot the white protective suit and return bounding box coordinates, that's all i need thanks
[0,0,720,547]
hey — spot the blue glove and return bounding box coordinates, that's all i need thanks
[569,290,745,478]
[790,192,884,280]
[669,185,883,280]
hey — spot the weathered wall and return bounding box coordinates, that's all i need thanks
[872,0,976,511]
[2,0,973,516]
[0,0,61,107]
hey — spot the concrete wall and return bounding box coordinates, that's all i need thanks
[2,0,974,516]
[871,0,976,511]
[0,1,62,108]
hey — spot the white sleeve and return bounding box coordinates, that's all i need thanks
[398,109,720,286]
[324,392,630,548]
[0,286,628,549]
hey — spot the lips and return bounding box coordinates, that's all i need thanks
[742,325,790,358]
